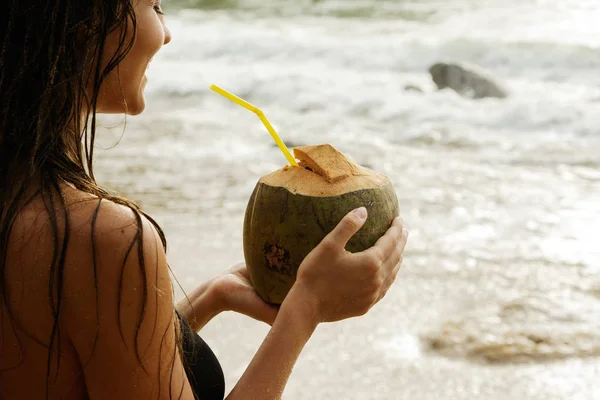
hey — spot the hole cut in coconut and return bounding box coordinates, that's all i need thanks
[293,144,362,183]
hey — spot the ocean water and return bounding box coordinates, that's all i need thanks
[94,0,600,398]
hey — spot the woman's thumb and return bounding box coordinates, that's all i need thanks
[325,207,368,248]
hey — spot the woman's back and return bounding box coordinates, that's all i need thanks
[1,185,93,399]
[0,184,193,399]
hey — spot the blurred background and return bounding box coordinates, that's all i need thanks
[94,0,600,398]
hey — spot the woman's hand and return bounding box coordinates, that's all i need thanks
[286,207,408,324]
[212,263,279,326]
[179,208,406,332]
[226,208,408,400]
[177,263,278,332]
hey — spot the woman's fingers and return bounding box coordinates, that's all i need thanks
[355,222,407,308]
[375,227,408,304]
[227,282,280,325]
[364,217,404,263]
[376,255,404,303]
[253,302,280,326]
[323,207,369,250]
[380,228,408,276]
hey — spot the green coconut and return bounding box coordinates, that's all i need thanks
[243,144,400,304]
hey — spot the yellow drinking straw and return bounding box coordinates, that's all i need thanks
[210,84,298,167]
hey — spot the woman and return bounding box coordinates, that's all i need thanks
[0,1,408,399]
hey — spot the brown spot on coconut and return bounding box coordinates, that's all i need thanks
[243,143,400,304]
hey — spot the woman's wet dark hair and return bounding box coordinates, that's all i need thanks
[0,1,179,398]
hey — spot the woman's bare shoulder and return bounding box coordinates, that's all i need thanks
[9,184,153,257]
[55,184,166,282]
[9,182,166,285]
[5,183,169,340]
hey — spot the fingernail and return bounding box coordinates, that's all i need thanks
[352,207,367,220]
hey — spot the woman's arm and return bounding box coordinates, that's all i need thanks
[226,288,318,400]
[176,263,279,332]
[226,209,407,399]
[65,201,196,400]
[175,277,222,332]
[177,280,320,400]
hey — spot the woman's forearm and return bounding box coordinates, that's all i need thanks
[176,274,321,398]
[226,288,318,400]
[175,277,223,332]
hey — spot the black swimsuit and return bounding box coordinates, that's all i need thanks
[177,312,225,400]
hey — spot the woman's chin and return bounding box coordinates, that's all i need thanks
[125,84,147,115]
[128,78,149,115]
[127,97,146,115]
[95,77,148,115]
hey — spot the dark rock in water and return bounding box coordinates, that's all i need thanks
[404,84,425,93]
[428,62,509,99]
